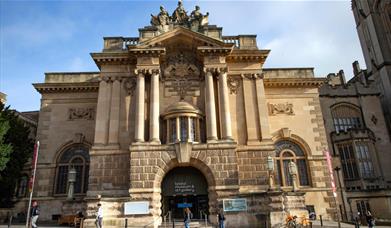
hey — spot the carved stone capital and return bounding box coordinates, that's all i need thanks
[203,66,227,74]
[123,78,137,95]
[135,67,160,76]
[241,73,258,80]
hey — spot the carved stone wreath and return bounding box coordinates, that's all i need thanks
[227,76,241,94]
[268,103,294,115]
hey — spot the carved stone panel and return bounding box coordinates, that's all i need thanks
[68,108,95,120]
[268,103,294,115]
[164,79,200,98]
[227,76,241,94]
[124,78,137,95]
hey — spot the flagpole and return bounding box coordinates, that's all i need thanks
[25,141,40,228]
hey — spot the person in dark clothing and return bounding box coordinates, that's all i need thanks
[31,201,40,228]
[366,211,375,228]
[218,210,225,228]
[355,212,361,228]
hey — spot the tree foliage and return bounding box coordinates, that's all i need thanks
[0,116,12,171]
[0,103,34,207]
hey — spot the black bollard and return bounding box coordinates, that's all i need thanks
[320,215,323,226]
[125,218,128,228]
[172,220,175,228]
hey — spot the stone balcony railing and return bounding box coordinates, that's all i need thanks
[103,35,257,51]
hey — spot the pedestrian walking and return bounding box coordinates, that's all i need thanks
[355,212,361,228]
[95,203,103,228]
[31,201,40,228]
[366,211,375,228]
[217,209,225,228]
[183,207,192,228]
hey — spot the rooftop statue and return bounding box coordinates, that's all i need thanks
[151,6,170,27]
[172,0,189,25]
[149,0,208,32]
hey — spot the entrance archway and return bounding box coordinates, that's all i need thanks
[161,167,209,219]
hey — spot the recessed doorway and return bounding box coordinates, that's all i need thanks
[161,167,209,219]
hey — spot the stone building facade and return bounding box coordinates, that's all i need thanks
[352,0,391,131]
[320,66,391,223]
[8,3,336,227]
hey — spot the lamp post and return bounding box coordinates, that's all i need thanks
[67,166,77,200]
[267,156,275,191]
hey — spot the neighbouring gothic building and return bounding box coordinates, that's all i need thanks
[3,2,340,227]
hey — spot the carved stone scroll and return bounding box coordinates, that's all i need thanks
[68,108,95,120]
[268,103,294,115]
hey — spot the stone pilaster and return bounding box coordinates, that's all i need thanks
[134,71,145,143]
[218,69,233,140]
[108,78,121,146]
[204,68,218,142]
[149,70,160,144]
[242,74,261,145]
[94,78,111,145]
[255,74,272,141]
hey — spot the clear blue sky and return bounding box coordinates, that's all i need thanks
[0,0,364,111]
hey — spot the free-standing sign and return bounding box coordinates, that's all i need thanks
[223,198,247,212]
[124,201,150,215]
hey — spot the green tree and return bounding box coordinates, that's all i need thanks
[0,103,34,207]
[0,117,12,171]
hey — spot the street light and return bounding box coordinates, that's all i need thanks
[267,156,275,190]
[67,166,77,200]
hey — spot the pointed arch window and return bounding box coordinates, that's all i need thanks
[274,140,310,187]
[54,145,89,195]
[331,104,363,133]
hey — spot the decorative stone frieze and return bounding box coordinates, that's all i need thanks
[227,76,241,94]
[68,108,95,120]
[268,103,294,116]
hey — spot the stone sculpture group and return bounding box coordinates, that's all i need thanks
[151,0,209,32]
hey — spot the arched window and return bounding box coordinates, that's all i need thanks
[163,101,203,144]
[275,140,310,187]
[54,145,89,195]
[331,104,363,133]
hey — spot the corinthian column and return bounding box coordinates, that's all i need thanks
[134,71,145,143]
[204,69,218,142]
[149,70,160,144]
[218,69,233,140]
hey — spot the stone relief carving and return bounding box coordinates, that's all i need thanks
[227,76,241,94]
[150,0,209,32]
[68,108,95,120]
[124,78,137,95]
[268,103,294,115]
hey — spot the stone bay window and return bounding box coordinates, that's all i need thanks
[163,101,203,144]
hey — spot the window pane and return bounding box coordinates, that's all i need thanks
[189,117,195,142]
[297,159,309,186]
[276,161,282,186]
[56,166,68,194]
[84,165,89,193]
[180,117,188,141]
[74,165,83,193]
[170,119,176,142]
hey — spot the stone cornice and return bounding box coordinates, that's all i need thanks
[33,82,99,94]
[263,78,325,88]
[91,52,134,69]
[129,47,166,56]
[226,49,270,64]
[197,46,233,56]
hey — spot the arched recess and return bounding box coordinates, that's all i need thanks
[152,157,217,219]
[53,142,91,195]
[330,102,364,132]
[271,129,312,187]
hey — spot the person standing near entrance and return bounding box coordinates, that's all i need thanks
[31,201,40,228]
[95,203,103,228]
[184,207,192,228]
[218,209,225,228]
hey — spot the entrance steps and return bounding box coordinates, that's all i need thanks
[158,220,215,228]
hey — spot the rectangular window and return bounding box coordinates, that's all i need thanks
[283,160,292,186]
[338,143,359,180]
[276,161,282,186]
[333,117,361,133]
[297,159,309,186]
[355,143,375,179]
[180,117,188,142]
[170,119,177,143]
[356,200,370,215]
[56,166,68,194]
[189,117,196,142]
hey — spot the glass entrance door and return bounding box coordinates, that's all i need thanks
[162,195,208,219]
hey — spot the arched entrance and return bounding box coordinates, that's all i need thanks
[161,167,209,219]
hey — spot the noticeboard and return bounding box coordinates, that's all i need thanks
[124,201,150,215]
[223,198,247,212]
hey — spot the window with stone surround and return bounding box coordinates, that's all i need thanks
[337,143,360,180]
[274,140,310,187]
[54,145,89,195]
[331,103,363,133]
[355,142,375,179]
[163,101,203,144]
